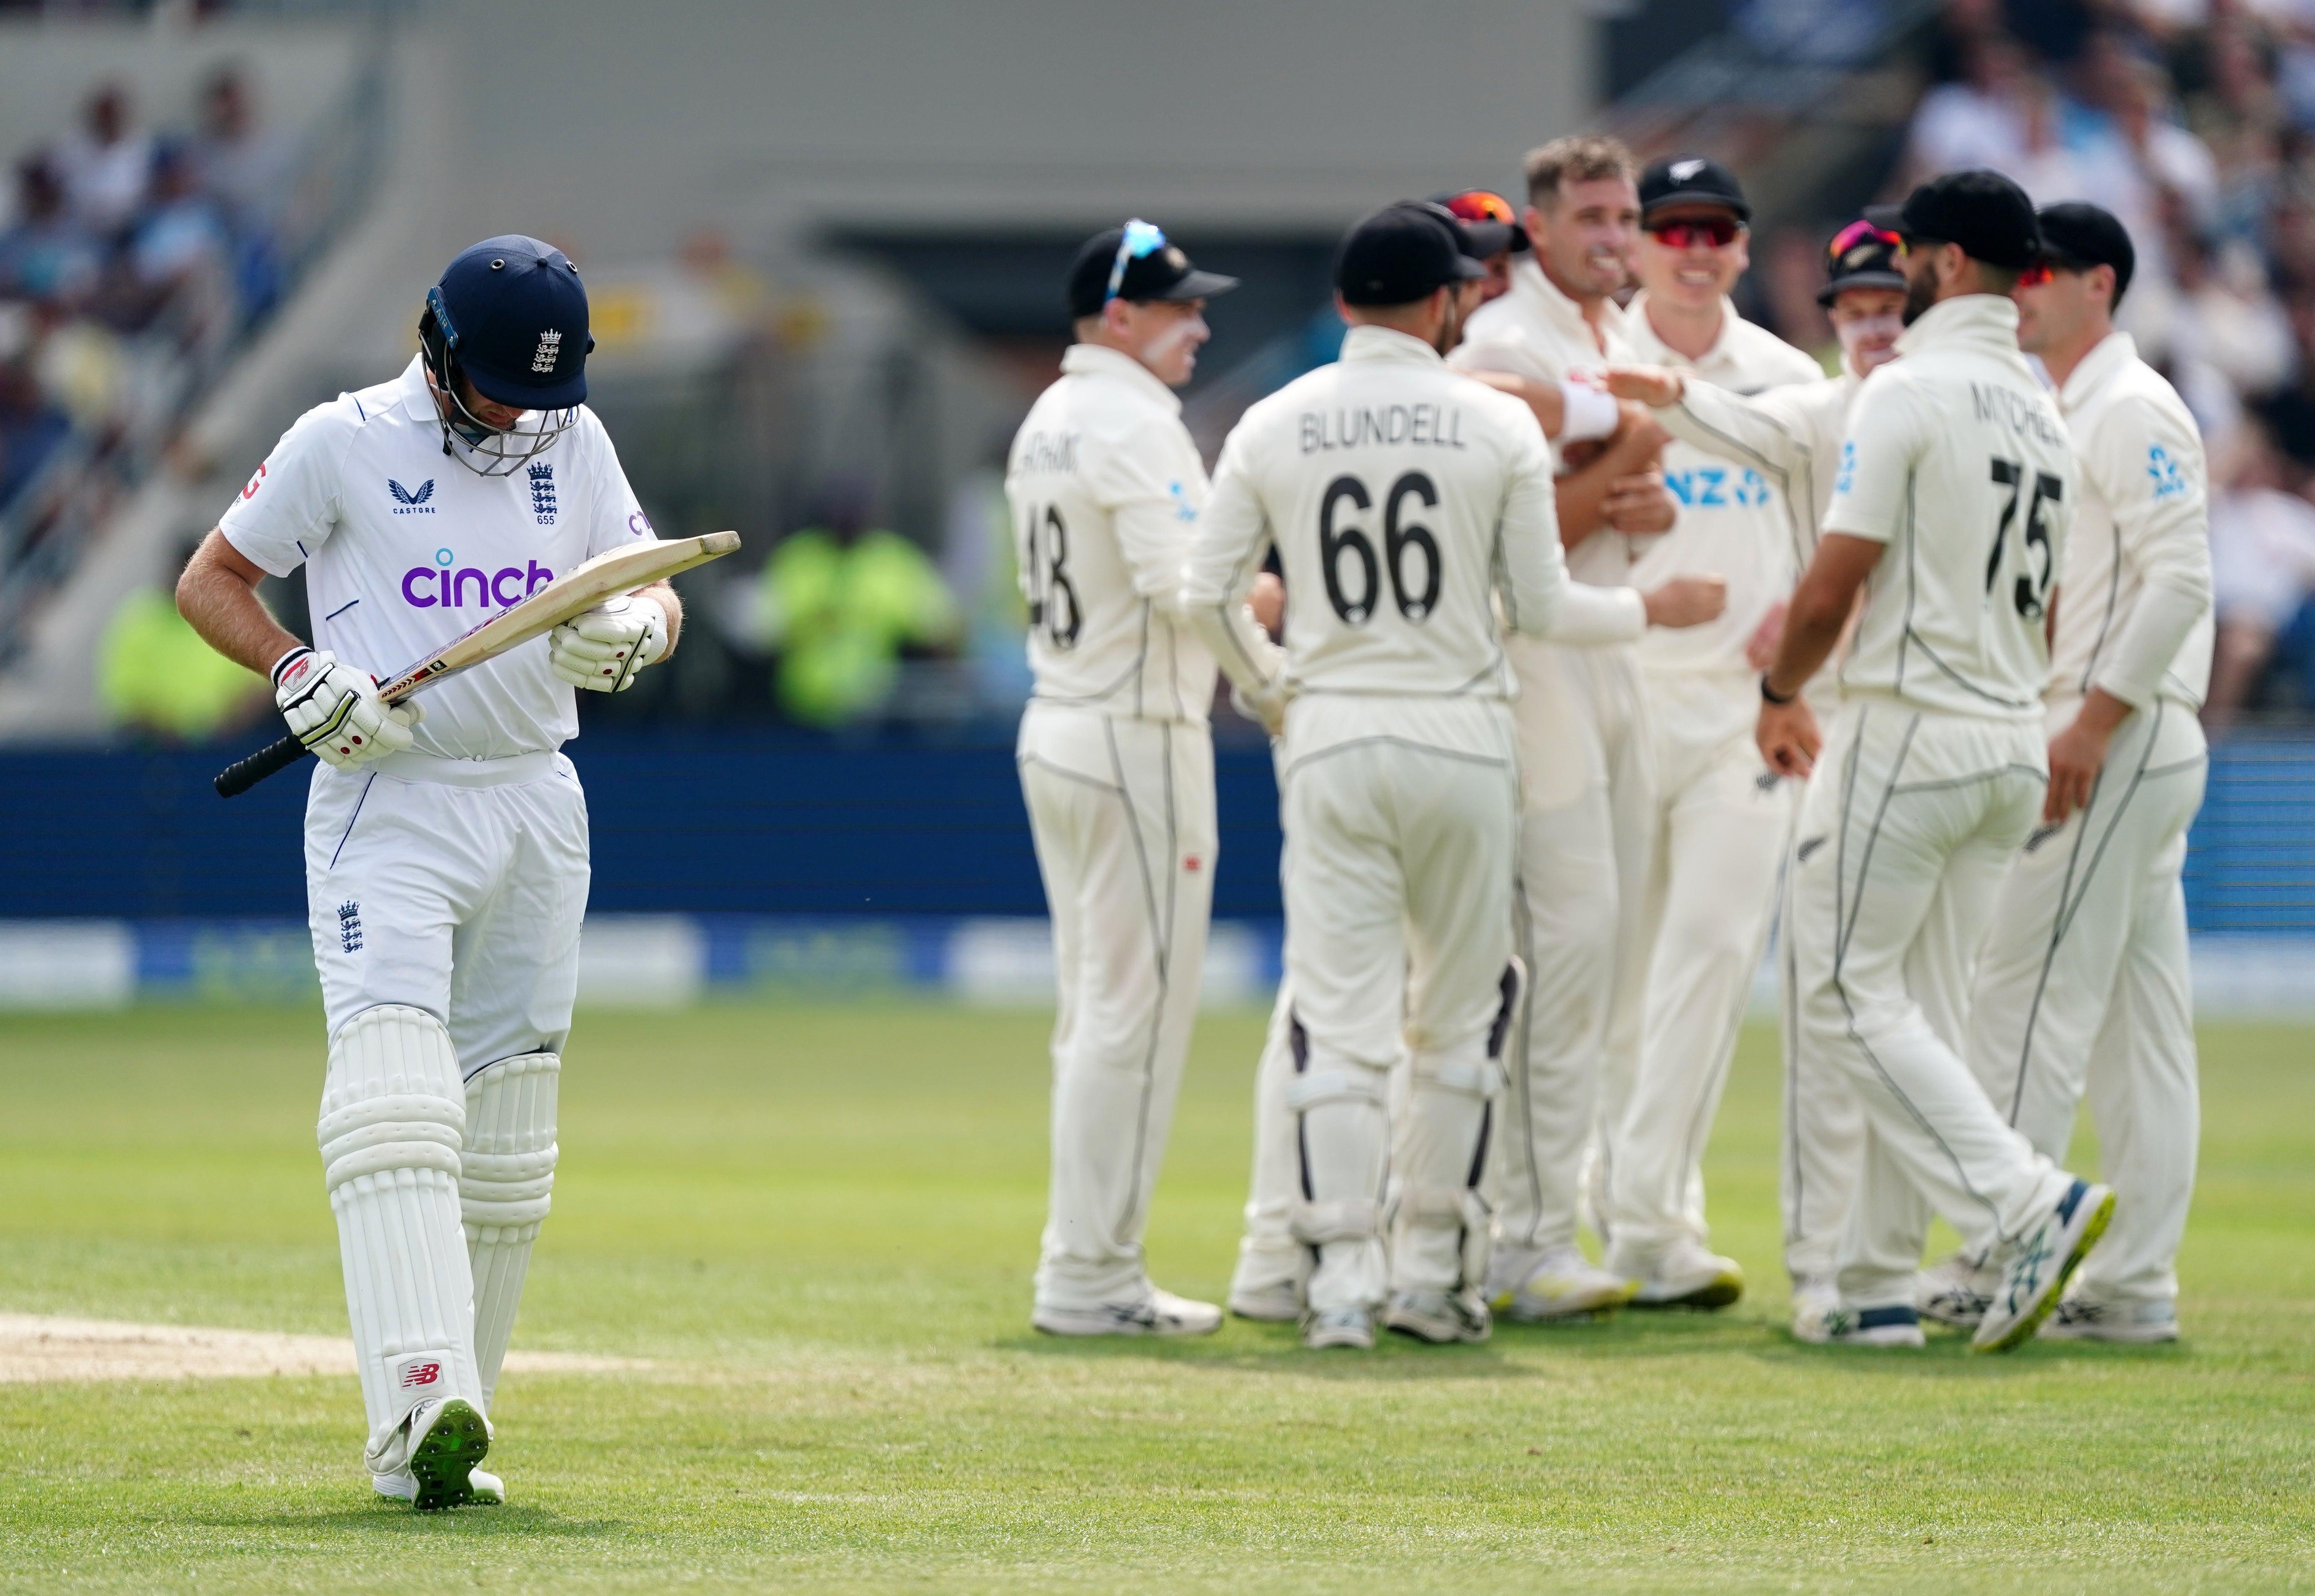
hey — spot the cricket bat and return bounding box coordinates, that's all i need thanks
[213,530,741,797]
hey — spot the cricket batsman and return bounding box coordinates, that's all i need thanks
[176,236,680,1503]
[1007,222,1239,1337]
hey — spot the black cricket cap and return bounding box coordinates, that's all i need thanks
[1640,155,1751,223]
[1865,168,2041,271]
[1432,189,1530,256]
[2036,201,2136,305]
[1818,214,1909,305]
[1066,225,1238,320]
[1334,202,1489,307]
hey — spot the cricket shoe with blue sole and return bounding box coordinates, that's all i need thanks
[370,1397,492,1509]
[1973,1180,2115,1353]
[1031,1286,1222,1338]
[1486,1243,1637,1322]
[2040,1291,2178,1344]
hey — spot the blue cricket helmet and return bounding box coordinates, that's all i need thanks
[426,235,593,410]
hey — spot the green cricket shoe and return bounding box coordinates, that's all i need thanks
[383,1397,492,1510]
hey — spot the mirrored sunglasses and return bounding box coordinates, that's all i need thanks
[1105,219,1168,304]
[1647,216,1742,250]
[2016,260,2058,287]
[1827,218,1906,260]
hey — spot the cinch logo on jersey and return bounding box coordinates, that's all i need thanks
[528,461,557,525]
[389,478,436,514]
[1665,465,1773,508]
[401,546,555,608]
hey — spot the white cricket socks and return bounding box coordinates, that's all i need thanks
[461,1052,559,1412]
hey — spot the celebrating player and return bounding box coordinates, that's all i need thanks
[1007,221,1240,1338]
[1190,202,1621,1349]
[1602,212,1910,1340]
[1919,203,2213,1345]
[1447,135,1675,1323]
[176,236,679,1504]
[1760,171,2113,1352]
[1591,156,1822,1310]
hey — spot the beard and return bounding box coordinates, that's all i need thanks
[1901,260,1939,325]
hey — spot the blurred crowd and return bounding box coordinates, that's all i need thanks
[1,68,292,598]
[1896,0,2315,722]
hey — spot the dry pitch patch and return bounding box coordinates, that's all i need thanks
[0,1314,644,1383]
[1,1003,2310,1594]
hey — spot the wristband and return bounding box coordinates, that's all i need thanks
[270,644,315,689]
[1760,674,1797,707]
[1557,379,1620,443]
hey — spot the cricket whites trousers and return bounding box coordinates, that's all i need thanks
[1018,700,1216,1311]
[303,748,587,1473]
[1494,638,1656,1265]
[1966,695,2207,1305]
[1605,668,1794,1262]
[1281,695,1520,1313]
[1786,702,2078,1311]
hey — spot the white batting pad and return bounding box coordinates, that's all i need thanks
[1287,1057,1390,1313]
[319,1004,483,1473]
[461,1052,559,1411]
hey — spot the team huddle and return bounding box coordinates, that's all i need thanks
[168,130,2210,1512]
[1007,139,2212,1357]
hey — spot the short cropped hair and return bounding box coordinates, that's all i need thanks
[1524,135,1637,210]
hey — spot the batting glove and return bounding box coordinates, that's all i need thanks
[272,646,419,771]
[549,596,669,692]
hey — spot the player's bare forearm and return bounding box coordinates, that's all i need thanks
[1764,533,1882,699]
[636,579,684,657]
[1554,407,1668,545]
[177,528,303,676]
[1463,369,1565,437]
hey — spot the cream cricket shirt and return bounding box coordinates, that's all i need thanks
[2045,331,2213,710]
[1184,325,1575,709]
[1004,342,1217,724]
[1622,294,1823,676]
[1450,256,1637,587]
[220,356,655,760]
[1823,294,2075,721]
[1656,362,1863,568]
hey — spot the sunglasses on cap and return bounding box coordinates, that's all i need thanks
[1444,189,1518,225]
[1646,216,1743,250]
[1827,218,1906,259]
[1105,218,1167,305]
[2016,256,2093,287]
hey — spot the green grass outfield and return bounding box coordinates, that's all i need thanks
[2,1002,2310,1594]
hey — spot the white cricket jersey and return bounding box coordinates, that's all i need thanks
[1622,294,1823,676]
[1184,325,1573,707]
[2044,331,2214,710]
[1450,256,1637,586]
[1823,294,2074,722]
[220,355,655,760]
[1003,343,1216,723]
[1657,362,1863,563]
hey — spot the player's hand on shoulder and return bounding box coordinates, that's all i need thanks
[550,596,670,692]
[1641,575,1727,630]
[272,646,419,771]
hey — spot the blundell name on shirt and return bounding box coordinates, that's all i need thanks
[1970,382,2067,448]
[1299,404,1468,455]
